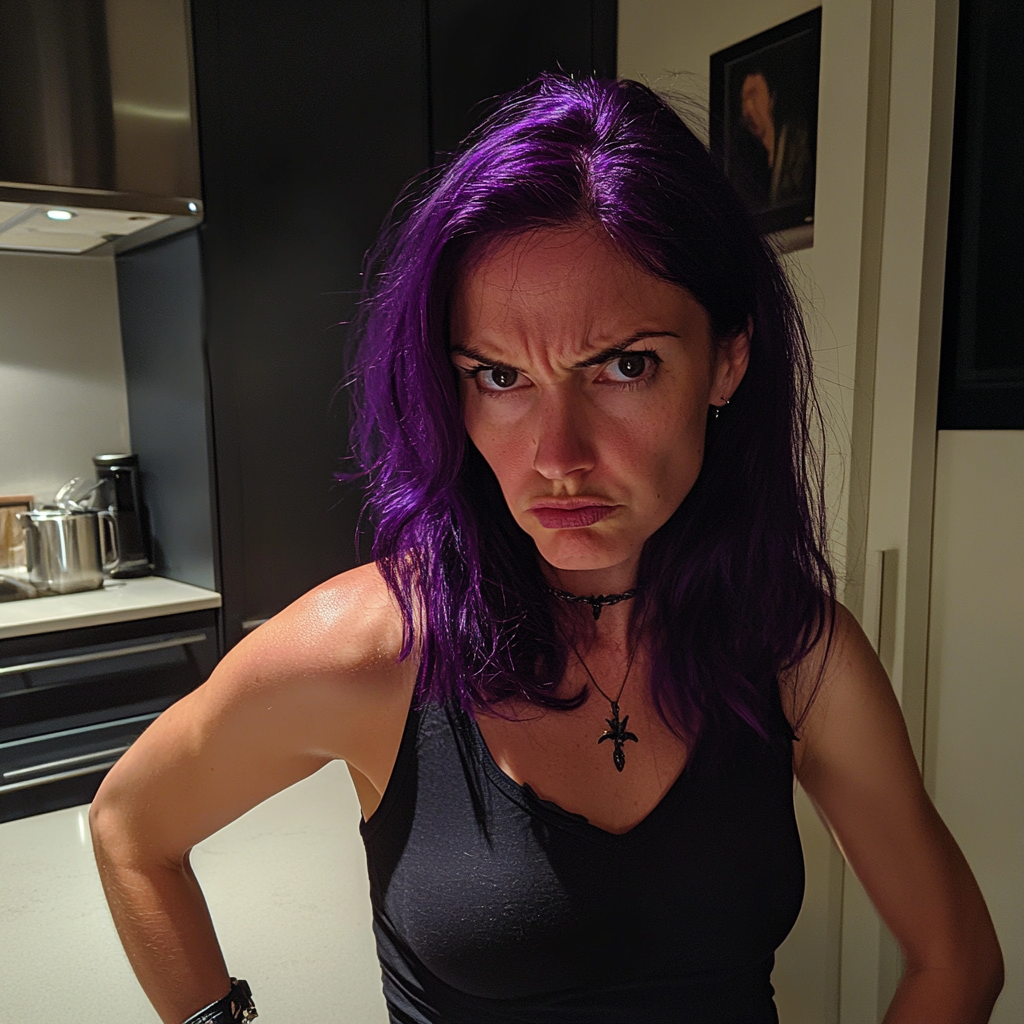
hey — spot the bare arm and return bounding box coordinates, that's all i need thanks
[790,604,1003,1022]
[89,564,414,1024]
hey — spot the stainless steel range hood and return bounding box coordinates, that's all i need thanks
[0,0,202,254]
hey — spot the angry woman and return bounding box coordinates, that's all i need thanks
[90,76,1002,1024]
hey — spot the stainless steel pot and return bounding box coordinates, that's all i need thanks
[18,508,120,595]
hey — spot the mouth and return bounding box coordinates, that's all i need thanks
[528,499,619,530]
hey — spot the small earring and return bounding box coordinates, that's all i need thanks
[712,398,730,420]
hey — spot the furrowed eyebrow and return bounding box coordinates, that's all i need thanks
[448,344,522,371]
[448,330,680,372]
[569,331,680,369]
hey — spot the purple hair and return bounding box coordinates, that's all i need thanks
[347,76,834,743]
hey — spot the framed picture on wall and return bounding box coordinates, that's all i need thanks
[710,8,822,251]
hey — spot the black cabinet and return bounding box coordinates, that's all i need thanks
[429,0,617,157]
[190,0,433,649]
[0,610,218,823]
[117,2,617,651]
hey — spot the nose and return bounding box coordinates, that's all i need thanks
[531,384,596,482]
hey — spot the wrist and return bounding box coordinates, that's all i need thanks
[181,978,257,1024]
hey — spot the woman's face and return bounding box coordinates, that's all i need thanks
[449,224,749,583]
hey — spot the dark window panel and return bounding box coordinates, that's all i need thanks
[939,0,1024,429]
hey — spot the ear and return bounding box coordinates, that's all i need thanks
[710,318,751,409]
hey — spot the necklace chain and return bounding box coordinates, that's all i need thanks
[570,636,642,772]
[569,638,639,707]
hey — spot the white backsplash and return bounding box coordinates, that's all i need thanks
[0,249,131,505]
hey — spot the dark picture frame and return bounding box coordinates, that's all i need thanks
[710,8,822,249]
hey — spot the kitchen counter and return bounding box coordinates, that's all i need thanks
[0,576,221,641]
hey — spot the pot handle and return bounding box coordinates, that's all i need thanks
[98,510,120,573]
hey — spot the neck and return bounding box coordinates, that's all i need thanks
[542,559,641,655]
[541,555,639,598]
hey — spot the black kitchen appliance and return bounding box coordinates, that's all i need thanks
[92,453,152,578]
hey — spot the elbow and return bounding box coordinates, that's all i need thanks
[981,940,1005,1009]
[88,771,124,846]
[957,926,1004,1018]
[88,752,147,850]
[88,786,127,867]
[971,911,1005,1009]
[901,926,1004,1019]
[89,777,192,874]
[88,770,149,867]
[88,781,112,840]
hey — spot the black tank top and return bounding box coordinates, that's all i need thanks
[359,698,804,1024]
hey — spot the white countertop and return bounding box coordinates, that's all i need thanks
[0,575,221,640]
[0,760,387,1022]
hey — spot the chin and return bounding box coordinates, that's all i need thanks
[530,530,635,573]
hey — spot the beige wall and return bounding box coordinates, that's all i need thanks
[927,431,1024,1024]
[0,251,130,505]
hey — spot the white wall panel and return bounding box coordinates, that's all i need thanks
[927,430,1024,1024]
[0,251,130,505]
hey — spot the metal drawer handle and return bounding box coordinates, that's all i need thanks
[0,710,160,752]
[3,744,133,780]
[0,759,121,795]
[0,633,208,677]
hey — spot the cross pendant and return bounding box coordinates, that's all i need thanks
[597,701,639,772]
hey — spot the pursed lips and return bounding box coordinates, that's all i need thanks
[527,499,619,530]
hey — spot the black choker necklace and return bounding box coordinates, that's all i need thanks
[545,585,637,620]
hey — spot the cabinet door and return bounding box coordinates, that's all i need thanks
[0,610,218,821]
[192,0,432,647]
[428,0,617,158]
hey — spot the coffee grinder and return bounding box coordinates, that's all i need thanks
[92,453,153,577]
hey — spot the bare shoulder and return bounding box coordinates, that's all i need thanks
[780,600,892,776]
[239,561,409,685]
[199,560,417,766]
[782,598,920,811]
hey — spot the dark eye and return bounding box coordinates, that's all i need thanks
[614,354,646,379]
[484,366,519,389]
